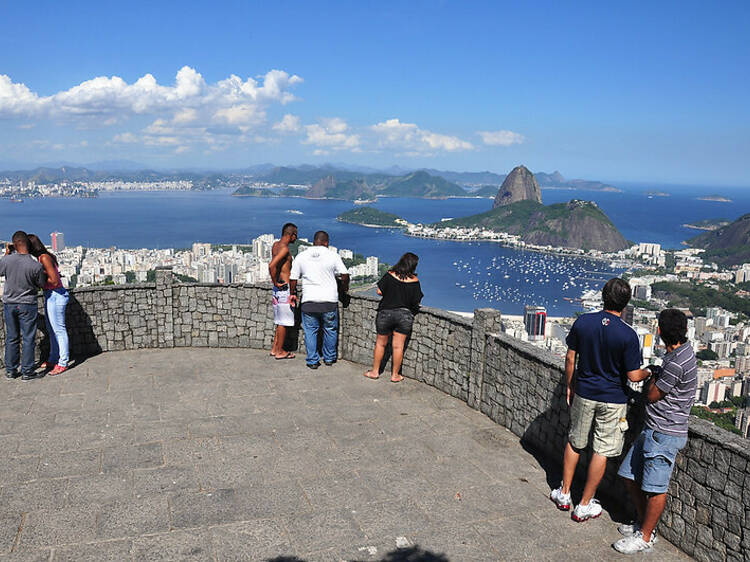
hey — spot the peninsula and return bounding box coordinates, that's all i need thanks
[337,206,407,228]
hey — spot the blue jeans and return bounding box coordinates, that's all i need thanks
[4,302,38,376]
[301,310,338,365]
[45,288,70,367]
[618,427,687,494]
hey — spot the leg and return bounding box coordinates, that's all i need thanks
[640,493,667,542]
[4,304,20,375]
[19,303,38,376]
[561,441,581,495]
[365,334,389,378]
[390,331,408,381]
[580,453,608,505]
[45,295,59,365]
[48,290,70,367]
[623,477,646,525]
[302,312,321,365]
[321,309,338,363]
[271,325,287,356]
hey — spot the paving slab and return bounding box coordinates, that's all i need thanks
[0,348,691,560]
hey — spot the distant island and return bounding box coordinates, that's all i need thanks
[697,195,732,202]
[337,206,406,228]
[683,218,730,231]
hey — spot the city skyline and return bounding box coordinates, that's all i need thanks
[1,1,749,186]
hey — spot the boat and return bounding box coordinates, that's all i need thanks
[353,199,376,204]
[286,209,303,215]
[10,198,23,203]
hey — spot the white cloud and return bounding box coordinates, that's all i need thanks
[477,130,525,146]
[273,113,302,133]
[0,66,303,128]
[303,118,360,151]
[371,118,473,153]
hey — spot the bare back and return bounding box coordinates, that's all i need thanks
[270,240,293,284]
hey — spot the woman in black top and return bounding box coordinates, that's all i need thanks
[364,252,423,383]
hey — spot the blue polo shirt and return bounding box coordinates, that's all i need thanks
[565,310,641,404]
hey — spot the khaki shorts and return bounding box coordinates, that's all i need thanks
[569,395,628,457]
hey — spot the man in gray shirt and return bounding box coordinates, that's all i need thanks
[615,308,698,554]
[1,231,47,381]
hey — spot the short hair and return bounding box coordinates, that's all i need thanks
[602,277,631,312]
[11,230,30,248]
[313,230,329,244]
[659,308,688,347]
[391,252,419,280]
[281,223,297,237]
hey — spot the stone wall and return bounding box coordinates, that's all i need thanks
[0,272,746,560]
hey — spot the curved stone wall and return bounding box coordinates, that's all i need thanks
[0,272,746,561]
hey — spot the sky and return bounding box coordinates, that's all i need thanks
[1,0,749,185]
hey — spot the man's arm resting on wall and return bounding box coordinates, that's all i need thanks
[565,349,576,406]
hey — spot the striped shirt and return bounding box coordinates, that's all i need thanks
[646,342,698,436]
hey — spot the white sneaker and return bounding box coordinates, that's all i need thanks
[571,498,602,522]
[613,530,655,554]
[618,523,658,542]
[549,486,571,511]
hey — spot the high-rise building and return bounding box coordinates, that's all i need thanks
[50,231,65,251]
[623,304,635,325]
[192,243,211,258]
[252,234,274,260]
[366,256,379,277]
[524,305,547,342]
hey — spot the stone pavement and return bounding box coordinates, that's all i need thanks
[0,349,691,561]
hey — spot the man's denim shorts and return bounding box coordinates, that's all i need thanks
[375,308,414,335]
[618,427,687,494]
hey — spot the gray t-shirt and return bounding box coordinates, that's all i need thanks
[646,342,698,437]
[0,253,46,304]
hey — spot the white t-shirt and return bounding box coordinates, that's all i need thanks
[290,246,348,303]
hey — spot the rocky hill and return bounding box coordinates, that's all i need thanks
[380,171,466,198]
[688,213,750,266]
[440,199,629,252]
[337,206,405,228]
[307,176,375,199]
[493,165,542,207]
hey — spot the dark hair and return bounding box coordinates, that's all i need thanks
[602,277,631,312]
[313,230,329,244]
[281,223,297,237]
[27,234,58,266]
[390,252,419,280]
[11,230,30,249]
[659,308,688,347]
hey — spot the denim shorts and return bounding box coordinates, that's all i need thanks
[618,427,687,494]
[376,308,414,335]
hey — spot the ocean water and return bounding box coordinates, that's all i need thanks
[1,183,748,315]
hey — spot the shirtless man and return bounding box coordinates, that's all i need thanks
[268,223,297,359]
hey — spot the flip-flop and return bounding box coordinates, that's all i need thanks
[390,375,404,383]
[274,352,295,360]
[363,371,380,380]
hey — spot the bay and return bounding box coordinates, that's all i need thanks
[1,182,748,316]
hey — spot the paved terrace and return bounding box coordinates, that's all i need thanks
[1,349,689,561]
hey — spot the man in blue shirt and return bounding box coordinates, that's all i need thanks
[550,278,651,522]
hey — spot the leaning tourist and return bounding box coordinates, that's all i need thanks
[268,223,298,360]
[613,308,697,554]
[0,231,47,381]
[289,231,349,369]
[363,252,423,383]
[550,278,651,521]
[28,234,70,376]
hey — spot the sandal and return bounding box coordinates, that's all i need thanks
[390,374,404,383]
[274,352,295,360]
[49,365,68,376]
[363,370,380,380]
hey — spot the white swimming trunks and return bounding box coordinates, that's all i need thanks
[272,286,295,327]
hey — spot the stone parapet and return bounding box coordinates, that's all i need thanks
[0,274,746,560]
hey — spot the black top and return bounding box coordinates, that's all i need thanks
[377,273,423,314]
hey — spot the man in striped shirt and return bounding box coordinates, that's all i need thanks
[614,308,697,554]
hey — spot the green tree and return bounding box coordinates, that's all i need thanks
[696,349,718,361]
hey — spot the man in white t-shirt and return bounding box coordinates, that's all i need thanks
[289,231,350,369]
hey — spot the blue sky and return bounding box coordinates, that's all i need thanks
[1,1,748,185]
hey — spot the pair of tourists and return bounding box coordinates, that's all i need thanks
[267,223,423,378]
[268,224,350,369]
[550,278,697,554]
[1,230,70,381]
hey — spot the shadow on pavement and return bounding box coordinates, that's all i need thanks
[266,546,450,562]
